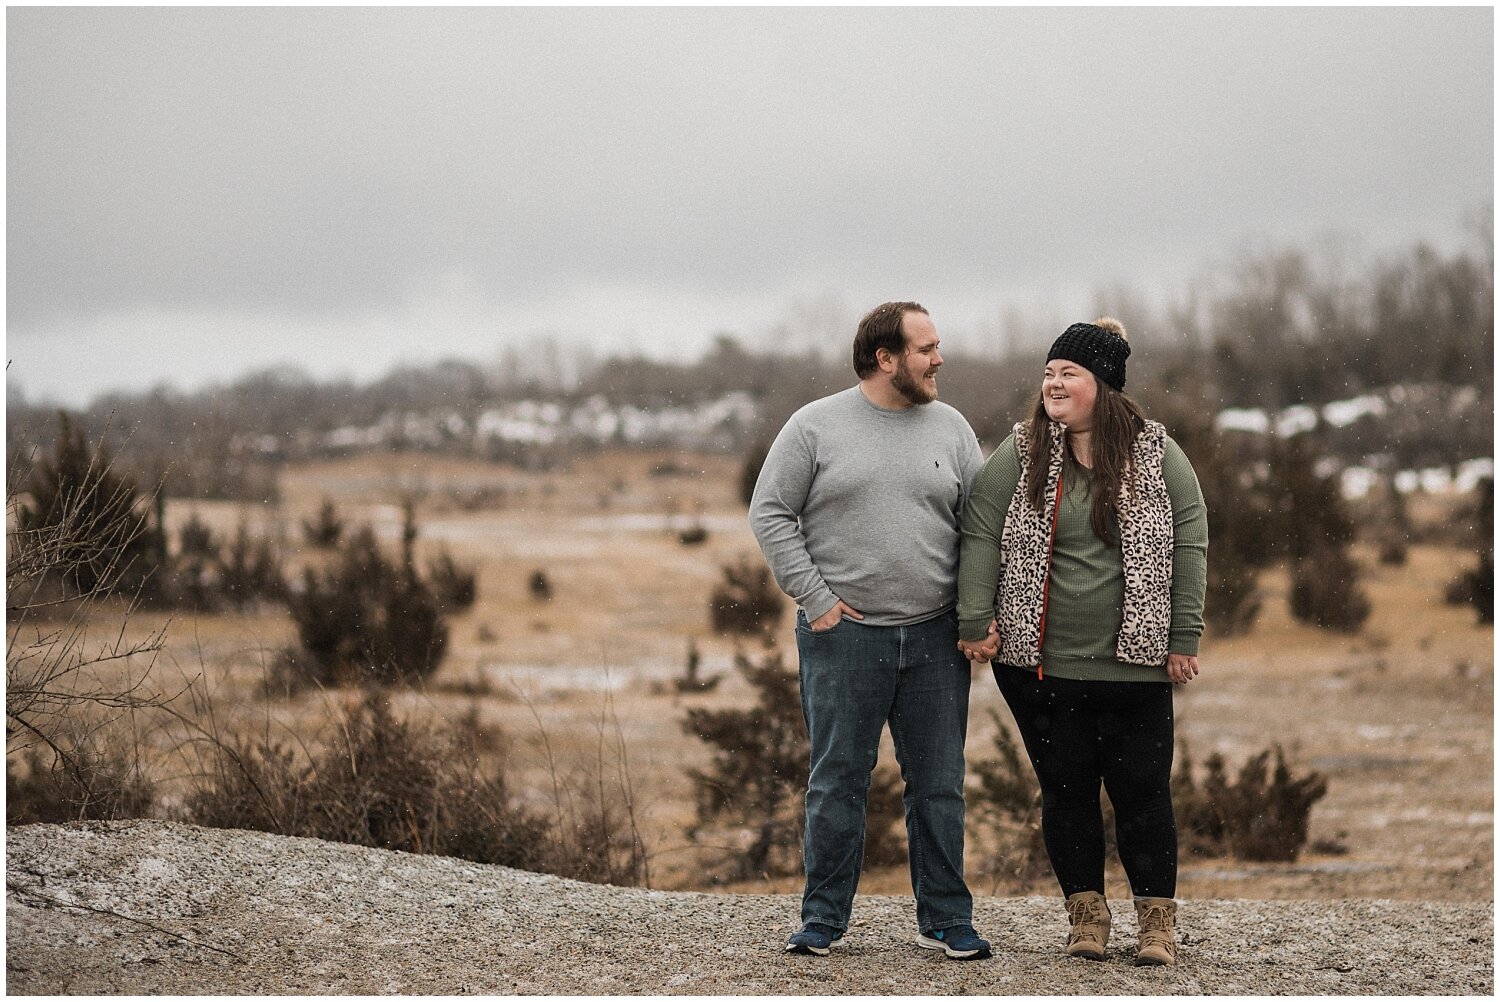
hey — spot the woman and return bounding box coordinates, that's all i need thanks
[956,317,1207,967]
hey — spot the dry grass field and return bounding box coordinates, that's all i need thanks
[72,447,1492,905]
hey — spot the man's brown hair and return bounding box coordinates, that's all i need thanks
[852,301,927,378]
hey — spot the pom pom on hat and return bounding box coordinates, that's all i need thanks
[1092,316,1127,340]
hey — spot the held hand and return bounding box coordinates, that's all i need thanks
[1166,652,1200,685]
[957,620,1000,663]
[809,599,864,633]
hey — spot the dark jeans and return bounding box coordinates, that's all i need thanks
[795,609,974,934]
[994,666,1178,899]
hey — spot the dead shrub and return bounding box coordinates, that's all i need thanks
[518,687,651,887]
[7,738,156,825]
[537,776,650,887]
[185,693,551,870]
[1173,742,1329,862]
[966,721,1332,884]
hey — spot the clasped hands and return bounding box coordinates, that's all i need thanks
[956,620,999,663]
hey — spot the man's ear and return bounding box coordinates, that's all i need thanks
[874,346,898,373]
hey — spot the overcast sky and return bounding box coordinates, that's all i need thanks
[7,6,1493,407]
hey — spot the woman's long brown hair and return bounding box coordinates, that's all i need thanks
[1022,378,1147,546]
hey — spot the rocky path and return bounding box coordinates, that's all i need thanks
[5,821,1492,995]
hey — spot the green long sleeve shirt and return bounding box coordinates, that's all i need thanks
[957,432,1209,682]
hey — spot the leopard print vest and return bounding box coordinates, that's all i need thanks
[995,418,1174,669]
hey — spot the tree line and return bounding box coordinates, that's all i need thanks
[6,229,1491,502]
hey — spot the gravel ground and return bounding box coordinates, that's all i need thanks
[5,820,1492,995]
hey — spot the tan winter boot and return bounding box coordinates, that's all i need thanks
[1063,891,1111,961]
[1133,897,1178,967]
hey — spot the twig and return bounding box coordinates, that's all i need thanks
[6,880,241,959]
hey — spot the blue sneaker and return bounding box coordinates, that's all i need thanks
[785,922,844,956]
[916,924,992,960]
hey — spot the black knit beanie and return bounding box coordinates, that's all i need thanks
[1046,322,1130,391]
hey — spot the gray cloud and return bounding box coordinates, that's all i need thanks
[6,7,1492,403]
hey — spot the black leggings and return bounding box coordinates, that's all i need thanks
[994,667,1177,898]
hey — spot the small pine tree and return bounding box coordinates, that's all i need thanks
[164,510,225,612]
[1446,477,1494,624]
[1272,436,1355,559]
[176,511,219,560]
[708,556,784,636]
[966,708,1050,888]
[1150,402,1268,636]
[16,412,162,598]
[427,549,478,612]
[285,525,450,687]
[673,640,723,694]
[1271,436,1369,632]
[681,649,903,880]
[681,650,805,879]
[1200,458,1271,636]
[302,497,345,549]
[220,521,286,611]
[1377,474,1411,566]
[1291,546,1371,632]
[528,569,553,601]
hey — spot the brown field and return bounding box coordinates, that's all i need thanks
[68,448,1493,904]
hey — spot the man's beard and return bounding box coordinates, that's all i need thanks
[892,362,937,405]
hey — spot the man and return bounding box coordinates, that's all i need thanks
[749,301,990,960]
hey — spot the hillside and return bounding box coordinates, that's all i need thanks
[6,821,1492,995]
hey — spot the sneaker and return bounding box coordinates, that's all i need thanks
[785,923,844,956]
[916,924,992,960]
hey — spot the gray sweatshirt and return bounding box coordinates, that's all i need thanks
[748,385,983,627]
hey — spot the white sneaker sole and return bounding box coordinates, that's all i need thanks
[915,933,991,960]
[785,936,844,956]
